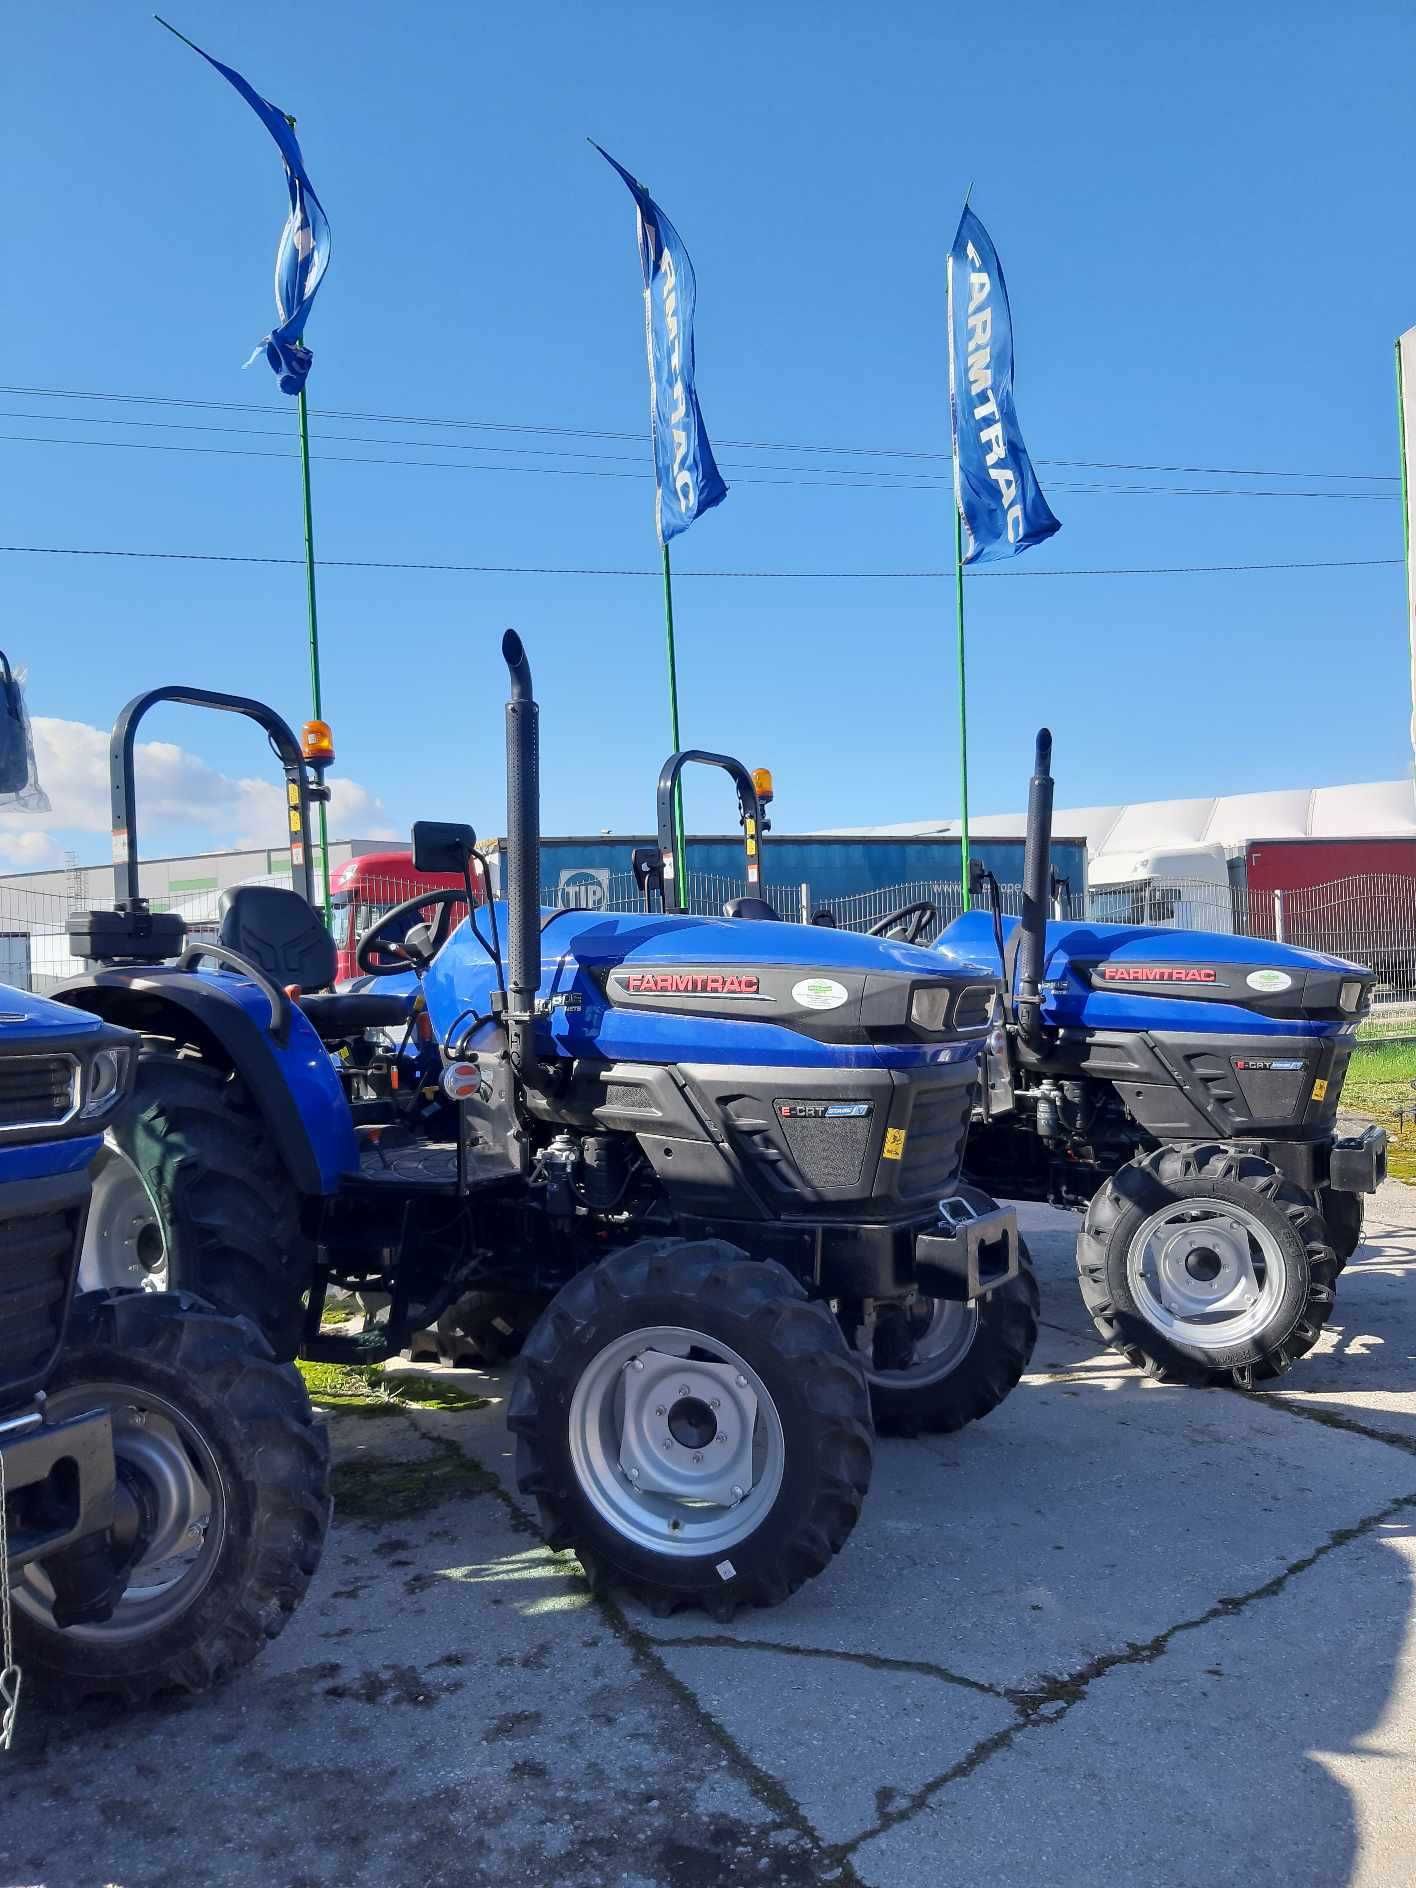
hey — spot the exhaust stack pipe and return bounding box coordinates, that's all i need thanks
[1017,728,1054,1049]
[502,629,546,1090]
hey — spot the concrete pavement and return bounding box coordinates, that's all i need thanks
[2,1185,1413,1888]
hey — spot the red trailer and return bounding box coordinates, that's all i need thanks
[1244,837,1416,988]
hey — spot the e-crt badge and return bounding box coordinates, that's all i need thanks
[442,1061,481,1101]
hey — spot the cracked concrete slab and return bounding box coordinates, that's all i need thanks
[850,1511,1416,1888]
[647,1638,1016,1846]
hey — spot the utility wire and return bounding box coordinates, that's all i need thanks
[0,381,1397,485]
[0,543,1400,580]
[0,429,1397,501]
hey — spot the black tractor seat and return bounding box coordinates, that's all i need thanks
[722,896,780,922]
[218,886,413,1038]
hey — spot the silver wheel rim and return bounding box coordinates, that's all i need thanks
[78,1143,167,1294]
[864,1298,979,1387]
[567,1324,785,1558]
[15,1381,225,1642]
[1126,1197,1289,1350]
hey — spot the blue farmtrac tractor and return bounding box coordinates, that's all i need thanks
[56,635,1036,1615]
[0,981,328,1720]
[943,733,1387,1389]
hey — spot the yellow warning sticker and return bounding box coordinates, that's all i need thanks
[1312,1077,1329,1102]
[289,810,302,833]
[882,1128,906,1161]
[287,782,300,806]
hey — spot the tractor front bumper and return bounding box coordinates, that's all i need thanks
[809,1199,1021,1303]
[1330,1125,1388,1195]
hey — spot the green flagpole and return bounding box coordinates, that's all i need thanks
[660,539,688,897]
[1397,336,1416,786]
[946,204,972,913]
[953,499,971,910]
[297,386,333,920]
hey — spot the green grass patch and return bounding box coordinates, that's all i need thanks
[299,1358,493,1416]
[1342,1042,1416,1183]
[330,1435,496,1521]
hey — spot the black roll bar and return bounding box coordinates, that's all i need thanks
[654,750,765,915]
[108,686,323,909]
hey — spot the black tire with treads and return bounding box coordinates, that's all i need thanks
[113,1049,310,1359]
[13,1290,330,1710]
[1077,1143,1337,1388]
[866,1246,1040,1436]
[509,1238,873,1617]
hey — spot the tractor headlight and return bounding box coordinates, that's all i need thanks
[1339,980,1364,1014]
[909,985,952,1033]
[81,1046,131,1119]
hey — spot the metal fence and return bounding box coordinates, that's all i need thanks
[3,862,1412,1036]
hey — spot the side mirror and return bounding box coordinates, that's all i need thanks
[412,820,477,875]
[401,921,438,968]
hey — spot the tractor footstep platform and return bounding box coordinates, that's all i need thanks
[355,1140,515,1191]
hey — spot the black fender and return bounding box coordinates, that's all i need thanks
[55,968,331,1197]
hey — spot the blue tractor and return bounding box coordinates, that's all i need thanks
[55,634,1035,1616]
[0,981,328,1723]
[941,733,1387,1389]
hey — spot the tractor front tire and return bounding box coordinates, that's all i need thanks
[1078,1143,1337,1388]
[112,1049,310,1359]
[510,1239,873,1617]
[13,1291,330,1710]
[864,1249,1040,1436]
[1319,1185,1364,1271]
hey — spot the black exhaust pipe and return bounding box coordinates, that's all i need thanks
[1017,728,1054,1048]
[502,629,546,1091]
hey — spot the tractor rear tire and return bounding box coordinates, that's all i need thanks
[13,1290,329,1710]
[1078,1143,1337,1388]
[510,1238,873,1617]
[111,1050,310,1360]
[864,1247,1040,1436]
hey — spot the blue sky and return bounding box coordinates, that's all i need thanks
[2,0,1414,867]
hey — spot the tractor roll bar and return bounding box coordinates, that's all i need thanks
[109,686,322,909]
[654,750,766,914]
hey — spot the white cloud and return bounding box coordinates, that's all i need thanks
[0,718,396,871]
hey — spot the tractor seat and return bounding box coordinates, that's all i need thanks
[722,896,780,922]
[218,887,412,1037]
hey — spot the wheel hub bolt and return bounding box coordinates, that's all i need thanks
[731,1485,745,1502]
[626,1466,640,1481]
[678,1385,690,1397]
[655,1406,666,1417]
[692,1453,703,1464]
[663,1439,674,1450]
[735,1375,747,1388]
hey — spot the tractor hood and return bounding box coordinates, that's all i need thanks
[420,905,1002,1071]
[938,911,1373,1038]
[0,981,116,1043]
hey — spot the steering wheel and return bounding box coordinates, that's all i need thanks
[869,901,939,945]
[355,889,468,977]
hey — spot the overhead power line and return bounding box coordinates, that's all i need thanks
[0,429,1397,502]
[0,381,1398,485]
[0,542,1400,580]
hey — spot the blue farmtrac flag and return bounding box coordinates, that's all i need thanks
[593,144,727,543]
[173,28,331,395]
[947,207,1059,564]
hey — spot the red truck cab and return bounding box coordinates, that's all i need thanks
[329,849,474,984]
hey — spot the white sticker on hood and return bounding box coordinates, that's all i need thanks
[1246,968,1293,993]
[792,976,850,1011]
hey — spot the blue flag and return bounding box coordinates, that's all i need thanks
[164,22,331,396]
[593,144,727,543]
[948,207,1059,564]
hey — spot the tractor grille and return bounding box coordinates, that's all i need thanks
[0,1055,78,1131]
[896,1082,973,1200]
[777,1109,874,1190]
[0,1205,79,1403]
